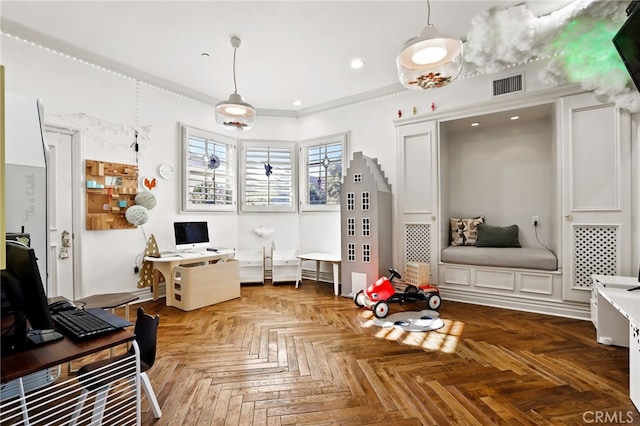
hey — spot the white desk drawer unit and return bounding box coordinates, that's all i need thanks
[590,275,640,412]
[235,249,265,284]
[271,249,300,283]
[590,275,639,333]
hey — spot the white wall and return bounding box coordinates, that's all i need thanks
[3,32,639,298]
[2,35,301,297]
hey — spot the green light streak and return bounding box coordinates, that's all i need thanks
[552,17,626,83]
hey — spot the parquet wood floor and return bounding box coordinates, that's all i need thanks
[103,280,640,425]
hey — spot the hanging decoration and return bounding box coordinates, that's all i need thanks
[142,176,157,191]
[205,154,221,170]
[130,130,140,165]
[125,205,150,226]
[264,163,273,177]
[135,190,157,210]
[46,113,151,151]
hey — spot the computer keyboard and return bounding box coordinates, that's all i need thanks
[52,309,117,341]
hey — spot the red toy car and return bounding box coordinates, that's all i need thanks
[353,268,441,318]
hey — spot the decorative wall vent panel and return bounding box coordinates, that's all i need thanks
[492,74,524,97]
[405,223,430,263]
[574,225,617,288]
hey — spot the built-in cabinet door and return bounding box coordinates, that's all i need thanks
[395,120,439,283]
[559,92,632,303]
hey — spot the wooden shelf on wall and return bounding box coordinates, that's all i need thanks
[85,159,138,230]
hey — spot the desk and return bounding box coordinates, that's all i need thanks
[144,249,235,306]
[596,285,640,411]
[1,330,139,424]
[296,253,341,296]
[75,292,139,321]
[1,330,134,382]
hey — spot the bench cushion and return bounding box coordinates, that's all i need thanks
[441,246,557,271]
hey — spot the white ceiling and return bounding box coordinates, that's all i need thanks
[0,1,576,114]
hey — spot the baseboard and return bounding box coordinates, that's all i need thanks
[439,287,591,320]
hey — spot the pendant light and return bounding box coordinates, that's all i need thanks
[396,0,464,90]
[215,36,256,131]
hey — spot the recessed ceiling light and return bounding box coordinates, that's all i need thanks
[292,100,302,106]
[351,58,365,69]
[510,115,520,120]
[201,52,210,58]
[471,122,480,127]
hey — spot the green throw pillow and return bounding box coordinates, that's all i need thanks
[476,224,521,247]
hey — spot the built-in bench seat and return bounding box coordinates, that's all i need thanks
[441,246,558,271]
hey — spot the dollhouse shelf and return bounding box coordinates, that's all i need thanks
[85,159,138,230]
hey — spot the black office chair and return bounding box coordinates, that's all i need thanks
[69,307,162,425]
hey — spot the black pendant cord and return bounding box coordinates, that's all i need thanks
[131,130,139,166]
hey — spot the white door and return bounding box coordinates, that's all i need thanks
[559,92,632,303]
[395,120,439,281]
[46,128,76,299]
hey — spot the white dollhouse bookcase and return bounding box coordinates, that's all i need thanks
[340,152,392,297]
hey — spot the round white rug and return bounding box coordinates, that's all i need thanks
[373,310,444,332]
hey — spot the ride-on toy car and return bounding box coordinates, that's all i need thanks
[354,268,441,318]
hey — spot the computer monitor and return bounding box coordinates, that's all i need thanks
[1,241,62,352]
[173,221,210,251]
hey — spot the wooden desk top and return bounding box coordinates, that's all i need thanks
[144,248,235,263]
[1,329,134,383]
[74,292,139,309]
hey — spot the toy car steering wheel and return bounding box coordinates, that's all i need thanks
[388,268,402,280]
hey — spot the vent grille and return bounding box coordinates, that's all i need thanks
[573,225,618,288]
[405,223,430,264]
[492,74,523,96]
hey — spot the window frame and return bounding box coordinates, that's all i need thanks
[299,132,348,212]
[181,125,237,213]
[239,139,297,213]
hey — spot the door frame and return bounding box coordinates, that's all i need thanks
[45,124,83,299]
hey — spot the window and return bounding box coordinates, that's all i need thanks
[362,217,370,237]
[354,173,362,183]
[347,192,355,211]
[181,125,236,212]
[347,218,355,236]
[361,191,370,211]
[362,244,371,263]
[299,133,347,211]
[239,140,296,212]
[347,243,356,262]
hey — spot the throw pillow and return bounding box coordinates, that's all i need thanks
[476,224,521,247]
[450,216,484,246]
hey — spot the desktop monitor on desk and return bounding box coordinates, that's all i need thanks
[1,241,62,353]
[173,221,210,252]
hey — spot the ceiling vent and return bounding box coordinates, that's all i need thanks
[492,73,524,97]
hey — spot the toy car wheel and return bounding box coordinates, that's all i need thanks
[404,285,419,293]
[426,293,442,310]
[373,301,390,318]
[354,290,367,307]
